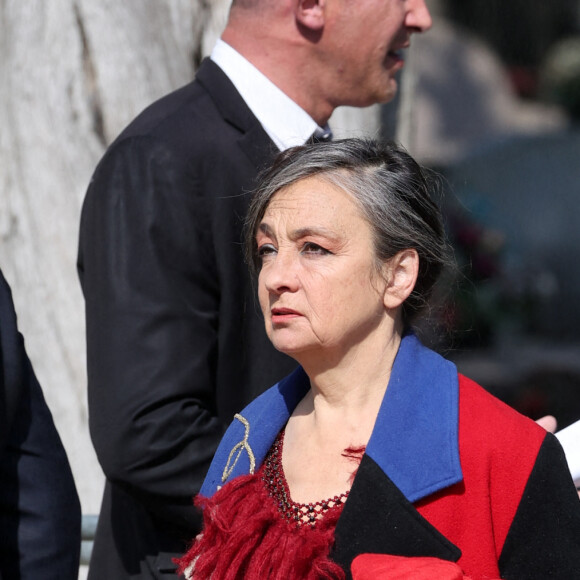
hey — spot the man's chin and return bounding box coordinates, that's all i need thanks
[342,82,399,109]
[364,76,399,106]
[378,77,399,104]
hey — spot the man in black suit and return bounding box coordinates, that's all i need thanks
[77,1,432,577]
[0,268,81,579]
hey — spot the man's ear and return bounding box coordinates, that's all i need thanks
[382,249,420,310]
[295,0,326,31]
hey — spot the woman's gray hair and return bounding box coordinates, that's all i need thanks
[245,138,450,323]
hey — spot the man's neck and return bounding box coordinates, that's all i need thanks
[220,26,333,126]
[211,39,327,151]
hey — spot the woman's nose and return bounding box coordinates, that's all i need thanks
[260,252,299,295]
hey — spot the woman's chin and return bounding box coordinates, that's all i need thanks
[272,342,306,356]
[270,337,312,358]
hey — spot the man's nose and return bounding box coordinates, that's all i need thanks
[406,0,433,33]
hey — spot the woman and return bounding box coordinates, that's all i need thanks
[178,139,580,579]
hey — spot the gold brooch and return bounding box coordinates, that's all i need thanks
[221,413,256,483]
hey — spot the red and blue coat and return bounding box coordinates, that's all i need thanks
[201,333,580,579]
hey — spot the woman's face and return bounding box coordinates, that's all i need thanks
[256,176,392,362]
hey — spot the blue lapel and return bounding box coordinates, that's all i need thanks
[365,333,462,502]
[201,333,462,503]
[200,367,309,496]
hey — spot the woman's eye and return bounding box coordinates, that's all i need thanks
[257,244,277,259]
[302,242,330,255]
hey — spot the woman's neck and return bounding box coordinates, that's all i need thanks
[294,331,402,442]
[282,332,402,503]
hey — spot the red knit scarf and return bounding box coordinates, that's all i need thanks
[176,471,345,579]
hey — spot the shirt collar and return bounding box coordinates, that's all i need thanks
[210,39,329,151]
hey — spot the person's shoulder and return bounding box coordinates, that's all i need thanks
[87,75,240,188]
[458,374,546,459]
[106,59,240,150]
[458,374,545,436]
[113,80,217,148]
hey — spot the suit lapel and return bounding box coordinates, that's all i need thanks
[195,58,279,170]
[332,455,461,579]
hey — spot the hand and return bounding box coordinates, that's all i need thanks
[536,415,557,433]
[537,416,580,498]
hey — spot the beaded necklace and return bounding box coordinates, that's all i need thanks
[261,430,349,528]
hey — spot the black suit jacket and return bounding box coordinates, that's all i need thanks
[77,59,296,578]
[0,268,81,579]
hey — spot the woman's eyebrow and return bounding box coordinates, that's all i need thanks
[257,223,342,244]
[257,222,274,237]
[291,227,340,242]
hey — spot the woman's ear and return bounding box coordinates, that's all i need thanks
[382,249,419,310]
[295,0,326,31]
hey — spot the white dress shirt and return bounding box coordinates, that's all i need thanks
[211,40,331,151]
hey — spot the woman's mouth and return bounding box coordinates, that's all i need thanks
[271,307,301,323]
